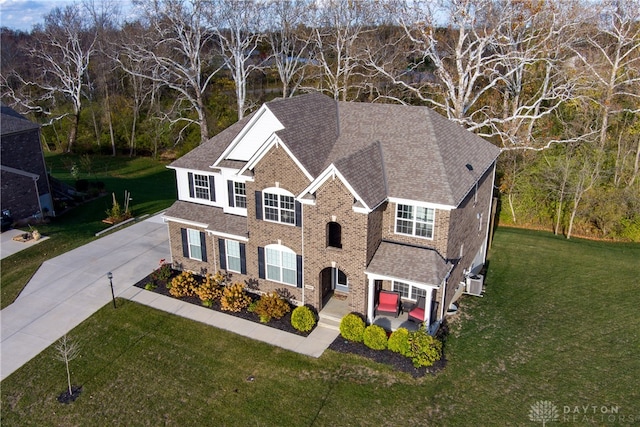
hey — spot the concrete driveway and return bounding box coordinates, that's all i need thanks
[0,213,170,381]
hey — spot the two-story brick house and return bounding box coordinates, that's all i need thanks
[163,93,501,333]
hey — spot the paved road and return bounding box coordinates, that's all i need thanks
[1,214,170,381]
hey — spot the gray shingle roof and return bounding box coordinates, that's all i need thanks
[164,201,248,237]
[267,93,339,177]
[366,241,451,285]
[169,113,255,171]
[173,93,501,208]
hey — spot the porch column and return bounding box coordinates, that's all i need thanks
[423,287,434,327]
[367,277,375,323]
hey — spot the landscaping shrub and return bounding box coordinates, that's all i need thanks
[220,283,251,312]
[75,179,89,192]
[291,306,316,332]
[387,327,410,356]
[363,325,388,350]
[150,259,172,284]
[407,325,443,368]
[194,272,224,307]
[339,313,365,342]
[254,292,291,323]
[169,271,198,298]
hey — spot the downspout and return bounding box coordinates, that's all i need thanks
[300,203,305,306]
[439,264,455,323]
[33,175,43,219]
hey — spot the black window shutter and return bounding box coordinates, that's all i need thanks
[209,175,216,201]
[200,232,207,262]
[218,238,226,270]
[181,228,189,257]
[255,191,263,220]
[240,243,247,274]
[258,247,265,279]
[188,173,195,198]
[227,180,235,207]
[296,255,303,288]
[295,201,302,227]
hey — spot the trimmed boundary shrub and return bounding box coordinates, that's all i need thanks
[254,292,291,323]
[339,313,366,342]
[363,325,388,350]
[388,327,410,356]
[291,306,316,332]
[407,325,443,368]
[169,271,197,298]
[220,283,252,312]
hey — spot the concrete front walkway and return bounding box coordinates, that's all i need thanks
[1,213,338,382]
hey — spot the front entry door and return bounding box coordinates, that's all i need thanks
[320,268,333,306]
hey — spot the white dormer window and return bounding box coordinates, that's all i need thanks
[188,172,215,202]
[234,182,247,208]
[395,203,435,239]
[193,174,210,200]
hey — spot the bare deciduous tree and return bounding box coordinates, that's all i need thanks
[54,334,81,396]
[118,0,223,144]
[265,0,314,98]
[21,4,97,152]
[208,0,266,119]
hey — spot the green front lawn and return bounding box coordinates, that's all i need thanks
[0,154,176,309]
[2,228,639,425]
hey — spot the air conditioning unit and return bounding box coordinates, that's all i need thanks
[466,274,484,296]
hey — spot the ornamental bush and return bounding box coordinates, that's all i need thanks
[169,271,198,298]
[254,292,291,323]
[407,325,443,368]
[387,327,411,356]
[220,282,252,312]
[339,313,365,342]
[363,325,388,350]
[194,272,225,307]
[291,306,316,332]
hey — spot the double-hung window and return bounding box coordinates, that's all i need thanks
[188,172,215,202]
[266,246,297,286]
[226,240,242,272]
[180,228,206,261]
[187,229,203,260]
[193,174,210,200]
[395,204,434,239]
[264,192,295,224]
[234,182,247,208]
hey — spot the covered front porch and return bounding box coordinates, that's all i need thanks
[364,241,453,335]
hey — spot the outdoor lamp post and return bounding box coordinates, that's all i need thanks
[107,272,116,309]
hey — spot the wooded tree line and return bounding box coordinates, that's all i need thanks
[1,0,638,240]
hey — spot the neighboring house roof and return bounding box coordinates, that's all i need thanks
[0,105,40,136]
[366,241,451,286]
[170,93,501,208]
[164,201,247,238]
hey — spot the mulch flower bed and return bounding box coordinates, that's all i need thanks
[328,338,447,378]
[133,269,311,337]
[134,266,447,377]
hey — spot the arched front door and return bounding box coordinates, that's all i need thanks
[320,267,348,307]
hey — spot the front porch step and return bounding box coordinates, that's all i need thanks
[317,314,341,331]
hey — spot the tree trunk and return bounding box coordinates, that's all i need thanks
[67,110,80,153]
